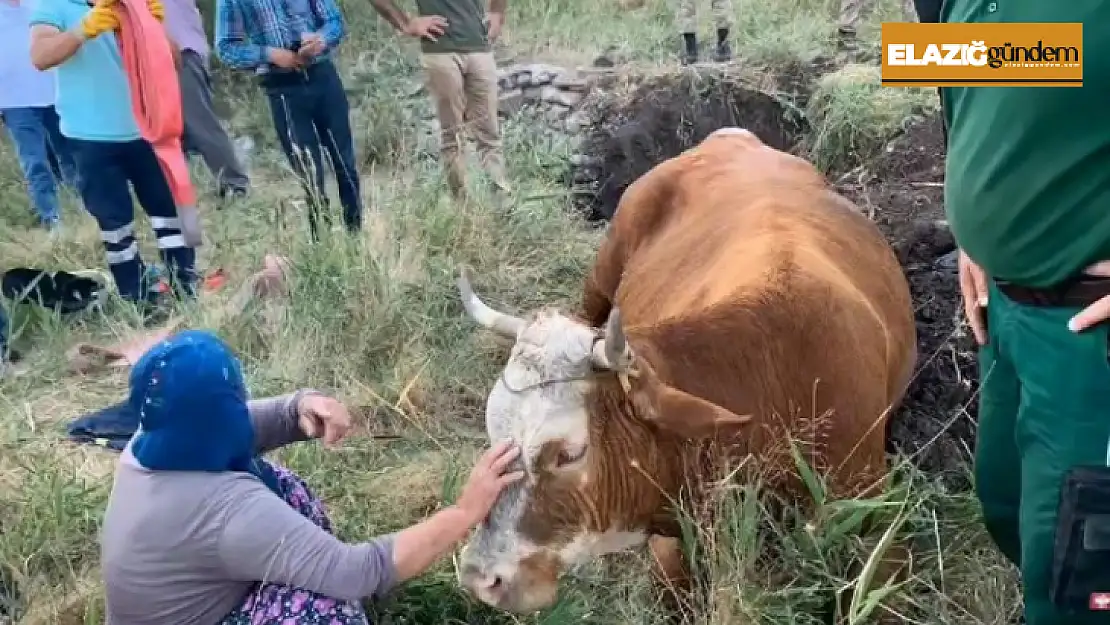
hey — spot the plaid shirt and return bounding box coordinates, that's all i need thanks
[214,0,346,73]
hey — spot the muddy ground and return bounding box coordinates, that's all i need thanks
[571,71,977,487]
[839,114,977,487]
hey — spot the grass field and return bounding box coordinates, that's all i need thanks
[0,0,1019,623]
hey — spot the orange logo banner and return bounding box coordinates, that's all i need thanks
[881,22,1083,87]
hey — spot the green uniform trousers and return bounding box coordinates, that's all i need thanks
[977,281,1110,624]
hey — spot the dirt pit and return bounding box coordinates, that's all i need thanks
[571,69,807,221]
[839,114,977,488]
[569,71,977,486]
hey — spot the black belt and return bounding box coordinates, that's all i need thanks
[995,277,1110,308]
[257,59,331,90]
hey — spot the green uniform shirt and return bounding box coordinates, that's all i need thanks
[415,0,490,54]
[942,1,1110,289]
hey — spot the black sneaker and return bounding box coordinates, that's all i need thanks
[714,40,733,63]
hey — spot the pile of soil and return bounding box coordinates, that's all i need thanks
[571,69,807,221]
[568,70,977,485]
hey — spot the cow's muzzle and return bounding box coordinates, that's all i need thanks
[458,552,562,614]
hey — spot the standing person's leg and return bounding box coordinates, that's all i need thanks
[1,107,62,229]
[178,50,251,197]
[265,84,331,238]
[421,53,469,199]
[710,0,733,62]
[461,52,510,198]
[675,0,698,65]
[311,61,363,232]
[68,139,149,302]
[119,139,198,299]
[992,284,1110,625]
[40,106,79,189]
[974,283,1024,567]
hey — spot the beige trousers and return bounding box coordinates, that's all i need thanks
[421,51,509,196]
[675,0,732,34]
[838,0,917,33]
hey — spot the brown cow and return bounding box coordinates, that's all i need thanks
[453,127,917,614]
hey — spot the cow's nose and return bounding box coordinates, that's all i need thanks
[459,562,508,604]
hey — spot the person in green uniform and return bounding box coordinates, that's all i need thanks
[943,2,1110,623]
[368,0,511,201]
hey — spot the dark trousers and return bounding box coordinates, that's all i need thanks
[976,281,1110,624]
[69,138,197,302]
[179,50,250,195]
[262,59,362,237]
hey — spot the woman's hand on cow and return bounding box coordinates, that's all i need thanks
[958,249,989,345]
[296,394,353,447]
[456,441,524,526]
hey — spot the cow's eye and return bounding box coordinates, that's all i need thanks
[556,445,587,468]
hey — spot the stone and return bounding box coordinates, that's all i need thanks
[544,104,572,122]
[935,249,959,274]
[540,86,583,108]
[522,86,544,101]
[498,89,526,116]
[564,111,592,134]
[553,75,590,92]
[576,67,621,89]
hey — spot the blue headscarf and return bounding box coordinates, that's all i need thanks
[128,329,282,496]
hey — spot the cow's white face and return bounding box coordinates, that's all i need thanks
[457,310,651,614]
[485,310,596,482]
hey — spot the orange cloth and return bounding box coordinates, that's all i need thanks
[113,0,202,245]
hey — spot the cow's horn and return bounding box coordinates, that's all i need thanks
[591,307,635,371]
[456,268,525,339]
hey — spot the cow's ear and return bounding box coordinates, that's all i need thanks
[631,358,752,439]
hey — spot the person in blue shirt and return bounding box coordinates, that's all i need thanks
[0,0,79,232]
[215,0,362,239]
[28,0,197,319]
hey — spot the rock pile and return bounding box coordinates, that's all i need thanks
[496,63,599,135]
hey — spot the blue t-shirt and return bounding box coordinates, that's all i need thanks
[28,0,140,141]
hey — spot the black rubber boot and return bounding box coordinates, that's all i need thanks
[681,32,698,65]
[714,27,732,62]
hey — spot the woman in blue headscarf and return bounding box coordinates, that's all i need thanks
[101,329,523,624]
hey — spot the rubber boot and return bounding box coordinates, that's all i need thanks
[681,32,698,65]
[714,27,732,62]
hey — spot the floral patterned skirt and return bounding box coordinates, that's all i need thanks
[218,461,371,625]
